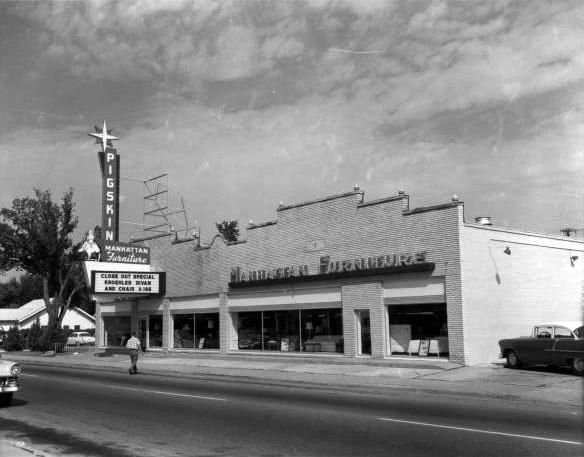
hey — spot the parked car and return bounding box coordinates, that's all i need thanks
[498,321,584,375]
[0,355,21,407]
[66,331,95,345]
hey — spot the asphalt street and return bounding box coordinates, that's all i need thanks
[1,361,583,457]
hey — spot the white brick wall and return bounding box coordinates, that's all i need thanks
[461,225,584,365]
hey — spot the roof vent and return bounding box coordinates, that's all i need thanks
[475,216,492,226]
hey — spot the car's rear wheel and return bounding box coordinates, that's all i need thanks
[506,350,521,369]
[0,393,13,407]
[573,358,584,376]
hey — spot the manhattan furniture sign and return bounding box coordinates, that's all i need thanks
[230,251,433,288]
[91,271,166,295]
[101,241,150,264]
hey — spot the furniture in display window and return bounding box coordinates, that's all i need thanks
[407,339,421,356]
[303,335,343,352]
[428,337,449,356]
[390,324,412,353]
[407,338,449,357]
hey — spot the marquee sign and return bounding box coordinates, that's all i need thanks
[91,271,166,295]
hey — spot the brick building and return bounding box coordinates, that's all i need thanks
[94,188,583,365]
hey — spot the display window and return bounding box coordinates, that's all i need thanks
[195,313,219,349]
[236,308,343,353]
[173,314,194,348]
[388,304,448,357]
[172,313,219,349]
[103,315,131,347]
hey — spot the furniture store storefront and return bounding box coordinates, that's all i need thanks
[97,250,453,361]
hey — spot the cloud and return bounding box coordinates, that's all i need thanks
[3,0,584,238]
[7,0,584,126]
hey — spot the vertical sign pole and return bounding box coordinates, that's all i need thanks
[98,148,120,242]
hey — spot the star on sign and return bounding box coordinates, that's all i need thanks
[88,120,119,152]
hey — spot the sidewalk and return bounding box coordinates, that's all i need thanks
[4,349,583,407]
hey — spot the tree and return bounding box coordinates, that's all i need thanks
[215,220,240,243]
[0,189,86,350]
[0,273,44,308]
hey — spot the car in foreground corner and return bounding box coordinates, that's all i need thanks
[498,321,584,375]
[0,355,22,407]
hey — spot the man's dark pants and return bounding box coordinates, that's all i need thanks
[129,349,139,374]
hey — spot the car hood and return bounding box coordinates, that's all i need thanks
[0,358,21,376]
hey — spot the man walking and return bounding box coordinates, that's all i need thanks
[126,332,143,375]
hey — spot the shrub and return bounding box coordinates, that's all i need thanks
[28,322,43,351]
[3,326,25,351]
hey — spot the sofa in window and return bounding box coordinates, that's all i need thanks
[303,335,343,352]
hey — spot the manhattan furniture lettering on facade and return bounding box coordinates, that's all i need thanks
[93,188,583,365]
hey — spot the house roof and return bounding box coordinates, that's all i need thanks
[0,299,45,322]
[0,299,95,325]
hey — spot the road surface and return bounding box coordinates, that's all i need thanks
[0,365,582,456]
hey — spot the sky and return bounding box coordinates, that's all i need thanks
[1,0,583,247]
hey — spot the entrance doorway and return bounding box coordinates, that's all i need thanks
[356,310,371,356]
[138,318,147,349]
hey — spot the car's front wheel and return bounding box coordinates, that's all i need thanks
[506,350,522,369]
[0,393,13,407]
[573,358,584,376]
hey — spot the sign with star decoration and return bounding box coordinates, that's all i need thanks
[89,121,120,242]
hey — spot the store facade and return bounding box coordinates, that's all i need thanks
[94,188,583,365]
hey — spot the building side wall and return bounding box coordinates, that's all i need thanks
[461,225,584,365]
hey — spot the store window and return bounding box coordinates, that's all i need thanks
[195,313,219,349]
[263,310,300,352]
[149,315,163,348]
[173,314,194,348]
[103,315,131,347]
[388,304,448,357]
[237,308,342,353]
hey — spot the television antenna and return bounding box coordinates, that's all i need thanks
[131,173,198,244]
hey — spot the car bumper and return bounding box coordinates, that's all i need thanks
[0,378,21,393]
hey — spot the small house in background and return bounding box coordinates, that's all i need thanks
[0,299,95,333]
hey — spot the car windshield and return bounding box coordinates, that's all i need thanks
[574,326,584,339]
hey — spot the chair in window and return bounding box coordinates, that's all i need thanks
[407,340,421,356]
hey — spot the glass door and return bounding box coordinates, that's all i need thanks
[138,318,147,350]
[356,310,371,355]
